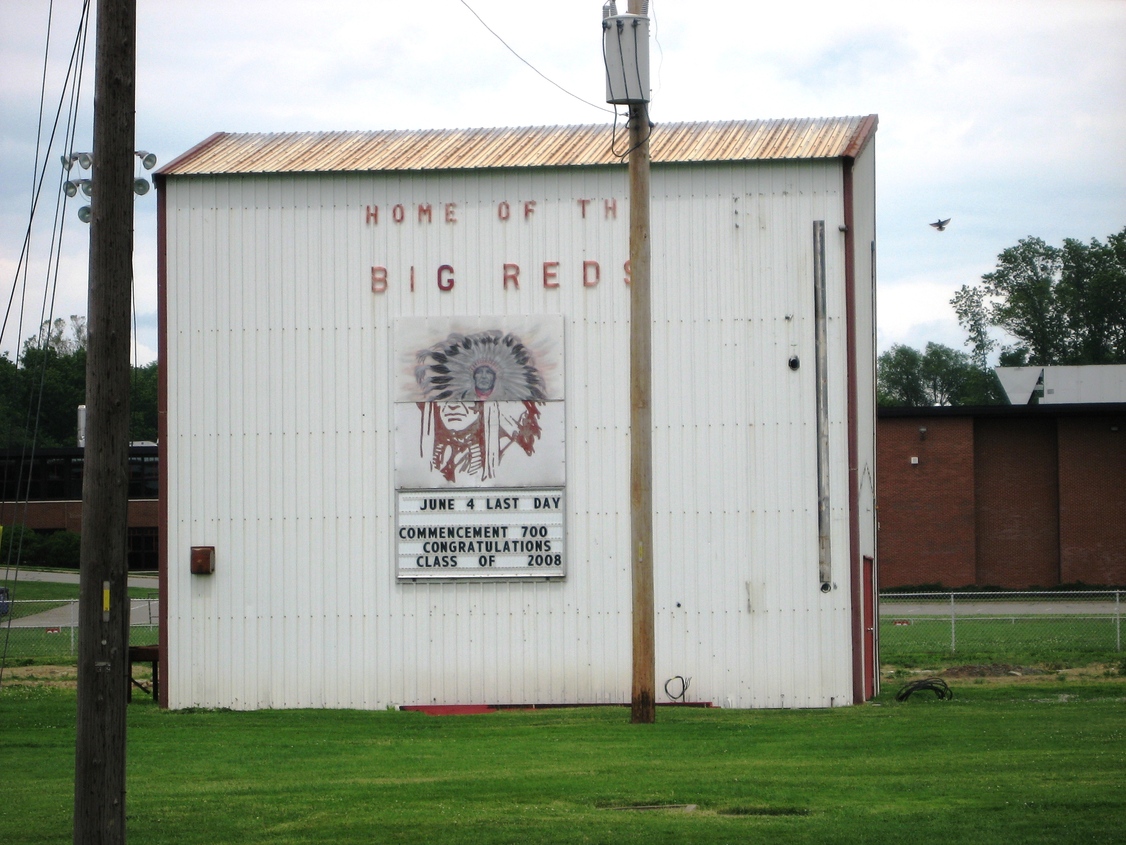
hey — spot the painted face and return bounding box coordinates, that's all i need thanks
[473,365,497,398]
[438,402,480,432]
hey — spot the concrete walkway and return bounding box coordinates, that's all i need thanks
[5,599,159,629]
[6,569,157,590]
[2,569,158,628]
[882,598,1122,616]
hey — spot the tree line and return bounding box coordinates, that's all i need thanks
[879,226,1126,407]
[0,316,157,450]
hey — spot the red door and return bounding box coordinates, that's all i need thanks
[863,555,876,699]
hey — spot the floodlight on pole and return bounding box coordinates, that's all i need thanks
[133,178,150,195]
[135,150,157,170]
[77,205,92,224]
[78,152,93,169]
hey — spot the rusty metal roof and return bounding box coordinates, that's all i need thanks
[159,116,877,176]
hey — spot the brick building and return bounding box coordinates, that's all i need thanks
[0,445,160,570]
[877,405,1126,588]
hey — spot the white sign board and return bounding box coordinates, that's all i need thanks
[397,489,565,579]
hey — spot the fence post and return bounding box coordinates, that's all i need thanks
[1117,591,1121,653]
[950,592,956,653]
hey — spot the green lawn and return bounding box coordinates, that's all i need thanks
[880,614,1124,666]
[1,679,1124,844]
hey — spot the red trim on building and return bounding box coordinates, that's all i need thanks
[842,158,867,703]
[156,183,169,708]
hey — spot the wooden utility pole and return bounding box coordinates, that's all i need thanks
[74,0,136,841]
[627,0,655,726]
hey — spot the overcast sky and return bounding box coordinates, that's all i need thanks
[2,0,1124,365]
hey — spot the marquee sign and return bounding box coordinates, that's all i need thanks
[397,489,564,577]
[394,316,566,580]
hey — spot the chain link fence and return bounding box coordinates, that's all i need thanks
[1,598,159,662]
[880,590,1124,666]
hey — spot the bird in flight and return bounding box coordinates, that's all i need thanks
[930,218,951,231]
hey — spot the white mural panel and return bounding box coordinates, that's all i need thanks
[394,316,566,579]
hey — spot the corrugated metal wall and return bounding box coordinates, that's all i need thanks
[163,157,865,709]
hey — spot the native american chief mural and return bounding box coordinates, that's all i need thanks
[394,317,565,489]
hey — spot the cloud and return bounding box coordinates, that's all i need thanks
[3,0,1125,366]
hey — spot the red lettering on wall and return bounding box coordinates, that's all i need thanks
[444,203,458,223]
[605,198,617,219]
[624,259,631,285]
[498,201,511,221]
[503,263,521,290]
[543,262,560,289]
[418,203,433,223]
[437,265,455,291]
[365,205,379,224]
[524,200,537,220]
[393,204,406,223]
[371,266,388,293]
[577,198,592,219]
[410,266,416,292]
[583,260,601,287]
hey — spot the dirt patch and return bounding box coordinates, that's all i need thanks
[1,663,155,691]
[941,664,1049,678]
[884,664,1126,687]
[1,664,80,688]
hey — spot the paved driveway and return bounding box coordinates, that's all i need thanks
[2,569,158,628]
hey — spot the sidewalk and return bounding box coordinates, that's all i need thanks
[6,598,159,628]
[5,569,157,590]
[2,569,159,628]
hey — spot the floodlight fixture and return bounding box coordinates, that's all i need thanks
[133,178,150,196]
[77,205,92,223]
[64,180,80,198]
[77,152,93,169]
[79,179,94,197]
[135,151,157,170]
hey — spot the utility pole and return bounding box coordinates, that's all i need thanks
[628,89,654,723]
[74,0,136,841]
[624,0,654,725]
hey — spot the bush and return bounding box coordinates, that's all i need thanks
[0,524,80,568]
[41,530,81,568]
[0,523,45,566]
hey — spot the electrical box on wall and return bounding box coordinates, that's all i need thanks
[190,546,215,575]
[602,12,650,104]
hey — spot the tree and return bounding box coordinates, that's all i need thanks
[24,316,88,356]
[0,317,157,449]
[878,345,928,407]
[878,342,1003,407]
[128,361,158,443]
[952,227,1126,367]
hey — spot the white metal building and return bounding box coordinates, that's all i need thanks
[156,116,879,710]
[995,365,1126,405]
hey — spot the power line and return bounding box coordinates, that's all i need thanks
[458,0,613,115]
[0,0,92,691]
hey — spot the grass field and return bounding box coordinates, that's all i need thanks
[1,676,1123,844]
[879,615,1124,666]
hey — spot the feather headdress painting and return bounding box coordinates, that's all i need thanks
[414,330,547,402]
[394,317,565,488]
